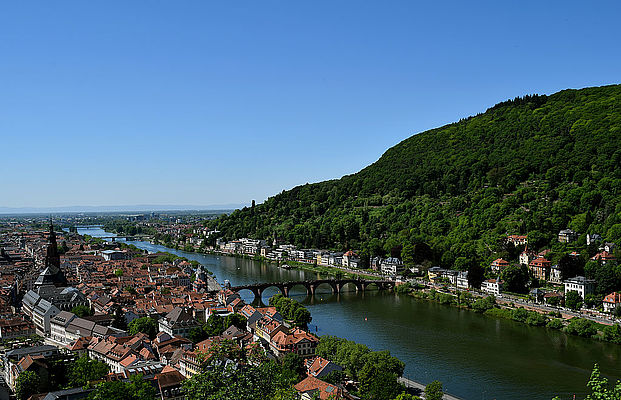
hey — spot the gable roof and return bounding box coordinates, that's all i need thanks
[294,376,343,400]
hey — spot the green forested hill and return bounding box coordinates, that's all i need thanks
[208,84,621,270]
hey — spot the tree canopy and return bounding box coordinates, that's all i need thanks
[204,85,621,271]
[87,374,156,400]
[128,317,158,339]
[68,355,109,387]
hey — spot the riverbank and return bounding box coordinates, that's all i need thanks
[171,247,384,281]
[401,284,621,346]
[398,377,464,400]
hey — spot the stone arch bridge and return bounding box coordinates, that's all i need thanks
[230,279,396,301]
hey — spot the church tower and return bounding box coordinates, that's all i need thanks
[34,220,67,289]
[45,221,61,273]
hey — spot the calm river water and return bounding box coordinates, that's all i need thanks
[77,227,621,400]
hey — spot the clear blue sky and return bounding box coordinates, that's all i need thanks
[1,1,619,208]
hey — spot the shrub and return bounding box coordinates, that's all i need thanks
[525,312,548,327]
[484,307,512,319]
[565,318,597,338]
[546,318,564,330]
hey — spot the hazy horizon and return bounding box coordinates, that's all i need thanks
[0,203,248,215]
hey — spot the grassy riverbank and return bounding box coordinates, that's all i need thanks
[399,283,621,345]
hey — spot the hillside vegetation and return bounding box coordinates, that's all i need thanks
[208,85,621,273]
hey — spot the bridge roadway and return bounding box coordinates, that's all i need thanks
[230,278,396,300]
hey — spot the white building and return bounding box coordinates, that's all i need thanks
[603,292,621,313]
[158,307,200,338]
[564,276,596,299]
[549,264,562,284]
[22,292,61,336]
[456,271,469,289]
[380,257,405,276]
[481,279,503,295]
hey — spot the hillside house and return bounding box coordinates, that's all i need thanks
[564,276,596,299]
[490,258,509,272]
[529,257,551,281]
[558,229,578,243]
[481,279,503,295]
[603,292,621,313]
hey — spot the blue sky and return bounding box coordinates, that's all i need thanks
[1,1,619,208]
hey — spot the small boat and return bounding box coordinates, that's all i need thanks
[281,264,292,270]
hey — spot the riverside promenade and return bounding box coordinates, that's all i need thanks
[398,377,465,400]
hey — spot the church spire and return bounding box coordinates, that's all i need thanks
[45,219,60,273]
[49,218,56,243]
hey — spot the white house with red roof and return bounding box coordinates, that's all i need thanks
[490,258,509,272]
[506,235,528,246]
[305,356,342,379]
[591,251,616,265]
[603,292,621,313]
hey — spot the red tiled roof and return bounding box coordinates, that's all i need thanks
[294,376,343,399]
[604,292,621,304]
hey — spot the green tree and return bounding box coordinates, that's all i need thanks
[223,313,248,331]
[565,318,597,338]
[546,296,560,306]
[128,317,158,339]
[71,305,93,318]
[270,387,300,400]
[425,380,444,400]
[88,374,156,400]
[358,366,403,400]
[183,362,292,400]
[112,305,127,331]
[188,326,208,344]
[557,254,584,281]
[68,355,109,387]
[472,296,496,313]
[565,291,583,310]
[401,243,416,267]
[602,324,621,344]
[203,314,225,337]
[546,318,564,330]
[15,371,41,400]
[323,369,347,385]
[584,364,621,400]
[394,393,421,400]
[501,264,530,293]
[281,352,305,382]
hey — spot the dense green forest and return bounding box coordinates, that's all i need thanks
[207,85,621,273]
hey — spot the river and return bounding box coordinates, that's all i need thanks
[76,227,621,399]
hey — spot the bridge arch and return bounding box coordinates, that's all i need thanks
[363,281,381,291]
[261,285,286,304]
[311,281,337,296]
[337,280,362,293]
[237,288,259,304]
[286,282,311,299]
